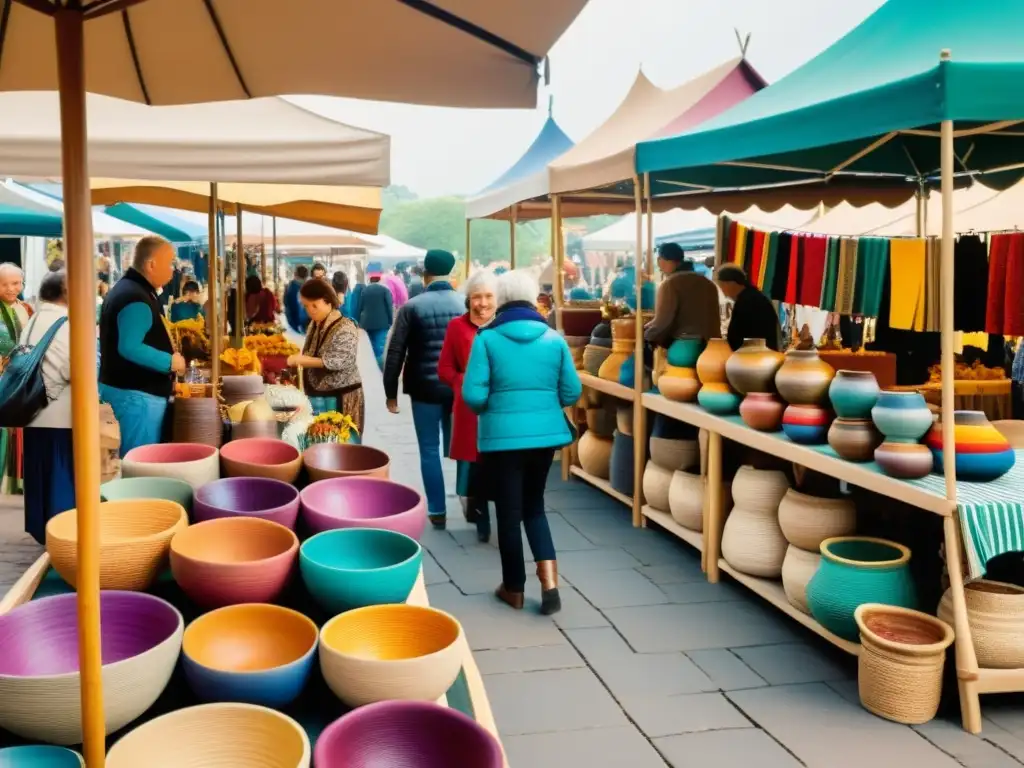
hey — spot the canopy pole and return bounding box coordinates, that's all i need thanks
[233,209,245,347]
[271,217,278,289]
[464,219,472,281]
[55,10,105,768]
[915,184,925,237]
[509,206,518,270]
[208,184,221,385]
[260,217,267,284]
[552,195,564,330]
[632,173,648,530]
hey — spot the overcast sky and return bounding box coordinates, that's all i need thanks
[290,0,885,198]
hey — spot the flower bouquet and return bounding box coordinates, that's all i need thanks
[301,411,360,449]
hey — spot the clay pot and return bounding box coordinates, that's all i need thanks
[739,393,784,431]
[875,442,933,479]
[173,397,223,448]
[667,335,705,368]
[617,354,637,388]
[616,405,633,436]
[583,345,612,376]
[598,338,633,383]
[937,580,1024,669]
[696,338,732,386]
[578,431,613,479]
[782,545,820,614]
[561,309,603,337]
[659,366,699,402]
[220,375,265,407]
[775,349,835,406]
[777,489,856,551]
[610,317,636,342]
[122,443,220,490]
[649,437,698,471]
[585,404,617,437]
[722,503,788,578]
[924,410,1016,482]
[652,347,668,388]
[642,461,673,512]
[668,470,704,531]
[828,370,880,419]
[871,391,933,443]
[231,420,279,441]
[697,382,741,414]
[731,465,789,514]
[828,418,882,463]
[781,404,831,445]
[725,339,784,395]
[609,431,634,497]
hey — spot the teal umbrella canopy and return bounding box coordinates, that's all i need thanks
[0,203,62,237]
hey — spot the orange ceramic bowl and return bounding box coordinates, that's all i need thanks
[220,438,302,484]
[170,518,298,608]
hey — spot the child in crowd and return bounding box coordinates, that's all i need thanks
[170,280,204,322]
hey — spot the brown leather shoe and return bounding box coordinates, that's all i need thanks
[495,584,525,610]
[536,560,561,615]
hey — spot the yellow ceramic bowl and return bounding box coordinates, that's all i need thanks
[318,604,463,707]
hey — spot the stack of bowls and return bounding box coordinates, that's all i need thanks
[301,477,427,539]
[194,477,301,529]
[220,438,303,484]
[100,476,194,516]
[303,443,390,482]
[0,746,84,766]
[0,591,183,745]
[122,443,220,490]
[172,397,223,448]
[220,374,265,407]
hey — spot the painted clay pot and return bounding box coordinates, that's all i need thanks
[739,393,784,432]
[828,370,880,419]
[578,431,613,479]
[725,338,784,395]
[924,410,1016,482]
[609,431,635,497]
[731,465,789,514]
[585,404,617,438]
[668,470,704,531]
[300,478,427,539]
[937,580,1024,669]
[642,461,673,513]
[649,437,698,471]
[617,355,637,388]
[659,366,699,402]
[597,338,633,383]
[777,489,856,551]
[667,335,705,368]
[696,337,732,386]
[775,349,835,406]
[871,390,933,444]
[782,545,820,614]
[828,418,882,463]
[303,443,390,482]
[875,442,933,479]
[697,382,742,415]
[652,346,668,388]
[722,504,788,579]
[781,404,831,445]
[220,438,302,484]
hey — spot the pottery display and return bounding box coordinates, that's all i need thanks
[828,417,882,462]
[739,393,784,431]
[231,419,280,441]
[781,545,820,614]
[616,405,633,436]
[585,405,617,437]
[219,374,266,407]
[774,349,835,405]
[651,413,698,440]
[697,382,742,415]
[172,396,223,448]
[318,604,464,707]
[781,404,831,445]
[617,354,637,388]
[854,604,954,725]
[314,700,504,768]
[777,489,856,551]
[0,746,84,767]
[875,442,933,479]
[598,319,635,383]
[99,476,193,515]
[725,338,784,395]
[828,370,880,418]
[301,528,423,613]
[609,430,635,497]
[649,437,698,471]
[871,391,933,443]
[122,442,220,490]
[722,503,788,578]
[667,335,705,368]
[170,517,299,608]
[303,443,390,482]
[105,703,310,768]
[668,470,703,530]
[642,461,673,512]
[220,437,303,484]
[806,536,918,642]
[300,477,428,539]
[731,466,790,514]
[937,580,1024,669]
[182,604,318,707]
[582,344,612,376]
[578,431,613,478]
[46,499,188,591]
[0,591,183,745]
[925,410,1017,481]
[658,366,699,402]
[194,477,301,529]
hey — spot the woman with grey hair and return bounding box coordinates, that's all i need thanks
[462,270,582,614]
[438,269,498,542]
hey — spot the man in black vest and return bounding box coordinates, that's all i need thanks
[99,236,185,456]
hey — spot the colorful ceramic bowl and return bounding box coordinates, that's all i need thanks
[105,703,310,768]
[318,604,464,707]
[925,410,1017,481]
[182,604,318,707]
[827,417,882,463]
[300,528,423,614]
[170,517,299,608]
[220,438,303,484]
[870,390,933,443]
[300,477,427,539]
[0,746,84,767]
[697,383,741,415]
[781,404,831,445]
[315,701,503,768]
[828,370,880,419]
[303,443,390,482]
[667,335,704,368]
[46,499,188,591]
[193,477,301,529]
[875,442,933,479]
[122,442,219,490]
[0,592,183,745]
[100,476,194,515]
[739,393,784,431]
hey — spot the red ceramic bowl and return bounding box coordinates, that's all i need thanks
[220,438,302,484]
[170,517,298,608]
[302,444,390,482]
[300,477,426,540]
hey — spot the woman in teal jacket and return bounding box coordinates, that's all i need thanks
[462,270,582,616]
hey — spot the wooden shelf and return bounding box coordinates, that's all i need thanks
[569,465,632,507]
[641,505,703,551]
[641,394,952,517]
[579,372,636,402]
[716,559,861,657]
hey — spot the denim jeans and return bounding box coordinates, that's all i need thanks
[410,400,452,517]
[366,329,388,370]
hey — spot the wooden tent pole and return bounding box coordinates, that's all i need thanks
[55,10,105,767]
[271,216,278,288]
[552,195,565,328]
[233,209,245,347]
[631,174,648,529]
[208,184,221,385]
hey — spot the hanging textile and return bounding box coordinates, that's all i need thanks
[889,238,926,331]
[835,237,859,315]
[771,232,792,301]
[798,235,828,307]
[853,237,890,318]
[784,235,802,305]
[725,217,738,264]
[924,238,942,332]
[954,234,989,333]
[985,233,1011,335]
[749,230,765,286]
[1008,235,1024,336]
[717,216,730,268]
[820,237,841,312]
[742,227,756,275]
[733,223,749,266]
[761,231,778,294]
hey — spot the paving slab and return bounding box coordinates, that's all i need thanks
[425,583,566,651]
[503,725,669,768]
[551,585,611,630]
[557,546,643,574]
[476,644,586,676]
[658,580,746,604]
[619,691,752,738]
[731,642,853,685]
[980,720,1024,763]
[621,537,699,567]
[565,567,668,609]
[654,728,802,768]
[636,562,706,585]
[914,719,1024,768]
[684,649,768,691]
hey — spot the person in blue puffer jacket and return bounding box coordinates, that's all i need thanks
[462,269,582,616]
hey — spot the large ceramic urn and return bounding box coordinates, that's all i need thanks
[696,338,741,414]
[598,318,636,384]
[775,349,835,406]
[725,339,784,395]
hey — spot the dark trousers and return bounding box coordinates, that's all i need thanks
[481,447,557,592]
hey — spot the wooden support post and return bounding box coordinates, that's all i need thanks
[630,176,644,528]
[208,185,221,385]
[705,431,724,583]
[232,209,245,347]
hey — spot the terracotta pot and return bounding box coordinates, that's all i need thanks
[230,420,279,441]
[938,580,1024,669]
[722,504,788,578]
[871,391,933,443]
[667,335,705,368]
[924,410,1016,482]
[875,441,932,479]
[777,489,856,551]
[731,465,789,514]
[560,309,603,337]
[782,545,820,614]
[739,393,784,431]
[578,431,613,479]
[610,317,636,342]
[668,470,703,531]
[828,418,882,463]
[781,404,831,445]
[696,337,732,386]
[775,349,835,406]
[583,345,612,376]
[649,437,698,471]
[220,438,303,484]
[828,370,880,418]
[725,338,784,395]
[642,461,673,512]
[616,405,633,436]
[659,366,700,402]
[697,382,741,414]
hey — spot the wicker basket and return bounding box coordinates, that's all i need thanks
[854,604,954,725]
[937,580,1024,668]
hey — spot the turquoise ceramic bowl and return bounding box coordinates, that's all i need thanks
[300,528,423,613]
[806,537,917,642]
[0,746,84,767]
[828,370,880,419]
[697,388,741,415]
[100,477,193,516]
[667,336,704,368]
[870,391,933,443]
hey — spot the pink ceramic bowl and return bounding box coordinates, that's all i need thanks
[300,477,427,540]
[219,438,302,484]
[122,443,220,490]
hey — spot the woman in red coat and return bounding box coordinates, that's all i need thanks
[438,269,497,542]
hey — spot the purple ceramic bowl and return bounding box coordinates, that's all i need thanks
[300,477,426,540]
[193,477,301,529]
[315,700,503,768]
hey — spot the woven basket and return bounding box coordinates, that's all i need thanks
[855,604,953,725]
[642,461,673,513]
[583,345,612,377]
[721,503,788,578]
[937,580,1024,669]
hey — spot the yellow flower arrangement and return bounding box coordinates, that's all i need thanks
[220,346,260,373]
[305,410,359,445]
[243,333,300,357]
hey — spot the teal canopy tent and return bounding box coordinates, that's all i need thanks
[0,185,62,236]
[636,0,1024,200]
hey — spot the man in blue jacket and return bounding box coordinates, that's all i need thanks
[283,264,309,334]
[359,266,393,369]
